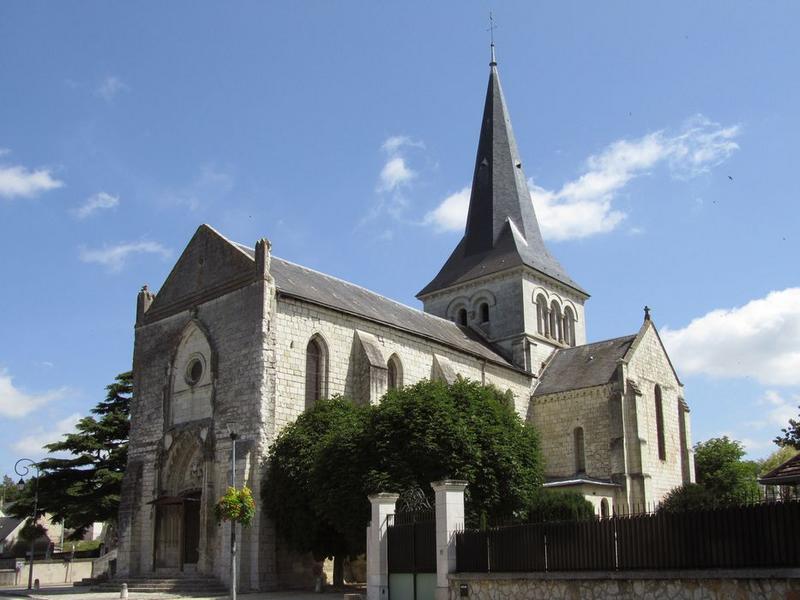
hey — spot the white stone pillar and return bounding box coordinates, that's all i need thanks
[366,493,399,600]
[432,480,467,600]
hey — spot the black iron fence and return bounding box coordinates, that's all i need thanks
[388,509,437,574]
[456,499,800,572]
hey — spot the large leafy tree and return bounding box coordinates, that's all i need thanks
[11,371,131,538]
[262,379,543,584]
[693,436,760,504]
[775,407,800,450]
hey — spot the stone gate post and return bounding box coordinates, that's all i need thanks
[366,493,399,600]
[432,480,467,600]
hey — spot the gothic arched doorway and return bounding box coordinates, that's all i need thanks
[154,433,206,572]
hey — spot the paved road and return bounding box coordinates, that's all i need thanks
[0,587,350,600]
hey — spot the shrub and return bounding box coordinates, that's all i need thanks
[658,483,716,513]
[526,488,595,522]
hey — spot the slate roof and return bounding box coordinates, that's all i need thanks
[533,334,637,396]
[234,244,523,372]
[759,453,800,485]
[418,60,586,298]
[0,516,22,541]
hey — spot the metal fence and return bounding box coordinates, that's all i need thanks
[456,499,800,572]
[388,510,437,574]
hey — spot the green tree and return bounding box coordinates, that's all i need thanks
[693,436,760,504]
[262,379,544,585]
[368,379,543,525]
[775,406,800,450]
[263,396,370,587]
[758,445,800,476]
[1,474,21,507]
[11,371,131,538]
[659,483,716,513]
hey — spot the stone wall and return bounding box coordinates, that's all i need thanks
[273,296,533,425]
[625,325,693,504]
[449,571,800,600]
[529,385,612,479]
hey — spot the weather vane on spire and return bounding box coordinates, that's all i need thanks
[488,11,498,65]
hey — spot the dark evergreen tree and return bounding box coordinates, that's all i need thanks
[11,371,131,538]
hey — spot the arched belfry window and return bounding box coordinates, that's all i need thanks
[655,385,666,461]
[563,306,576,347]
[479,302,490,324]
[574,427,586,473]
[551,301,563,342]
[457,308,468,326]
[387,354,403,390]
[305,335,328,410]
[536,295,548,335]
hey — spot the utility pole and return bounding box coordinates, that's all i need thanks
[229,431,238,600]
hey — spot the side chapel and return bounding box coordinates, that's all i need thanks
[117,52,694,588]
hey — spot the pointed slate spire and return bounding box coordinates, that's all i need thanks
[418,57,587,298]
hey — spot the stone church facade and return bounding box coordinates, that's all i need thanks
[117,56,694,588]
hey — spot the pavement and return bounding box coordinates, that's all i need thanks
[0,587,351,600]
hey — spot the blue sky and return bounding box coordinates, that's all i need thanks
[1,2,799,478]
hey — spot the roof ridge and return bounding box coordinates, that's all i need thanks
[233,242,481,332]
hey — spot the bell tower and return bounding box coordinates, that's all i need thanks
[418,51,589,373]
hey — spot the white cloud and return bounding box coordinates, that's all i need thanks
[13,412,81,457]
[424,187,470,232]
[758,390,799,429]
[73,191,119,219]
[79,240,171,272]
[163,165,234,211]
[379,156,415,191]
[0,155,64,199]
[424,115,740,240]
[96,76,128,101]
[661,288,800,386]
[0,368,69,418]
[381,136,425,154]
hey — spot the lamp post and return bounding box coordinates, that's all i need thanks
[229,431,238,600]
[14,458,40,590]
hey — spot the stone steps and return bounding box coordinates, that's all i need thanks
[87,576,228,594]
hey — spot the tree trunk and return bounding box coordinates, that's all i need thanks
[333,554,345,587]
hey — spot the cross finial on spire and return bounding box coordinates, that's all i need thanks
[644,305,651,321]
[488,11,497,66]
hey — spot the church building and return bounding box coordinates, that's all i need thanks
[117,52,694,588]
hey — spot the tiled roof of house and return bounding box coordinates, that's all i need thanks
[759,452,800,485]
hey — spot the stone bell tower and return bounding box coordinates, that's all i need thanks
[417,48,589,374]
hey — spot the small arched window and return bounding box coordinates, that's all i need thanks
[536,295,548,335]
[551,301,563,342]
[563,306,576,347]
[305,336,327,410]
[600,498,610,519]
[457,308,468,326]
[655,385,666,461]
[479,302,490,323]
[387,354,403,390]
[574,426,586,473]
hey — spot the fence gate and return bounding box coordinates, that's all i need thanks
[387,510,436,600]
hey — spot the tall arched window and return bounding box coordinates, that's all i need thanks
[536,295,548,335]
[479,302,490,323]
[457,308,468,326]
[551,301,563,342]
[563,306,576,347]
[387,354,403,390]
[655,385,666,461]
[305,336,327,410]
[574,427,586,473]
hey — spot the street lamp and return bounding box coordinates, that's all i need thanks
[14,458,40,591]
[229,431,238,600]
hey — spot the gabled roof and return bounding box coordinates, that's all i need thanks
[533,335,636,396]
[417,59,586,298]
[759,452,800,485]
[233,243,524,372]
[0,516,23,541]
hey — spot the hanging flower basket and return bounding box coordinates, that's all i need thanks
[214,486,256,526]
